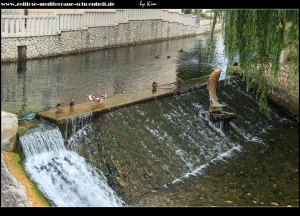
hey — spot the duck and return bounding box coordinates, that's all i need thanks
[179,49,183,52]
[198,52,202,62]
[155,55,159,58]
[152,81,158,90]
[100,94,107,102]
[69,99,75,107]
[175,77,184,87]
[167,56,171,58]
[88,93,107,106]
[56,103,64,109]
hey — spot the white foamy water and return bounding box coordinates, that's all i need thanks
[20,126,125,207]
[166,145,243,186]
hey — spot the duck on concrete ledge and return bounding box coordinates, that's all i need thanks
[175,77,184,88]
[152,81,158,90]
[69,99,75,107]
[88,93,107,106]
[56,103,64,109]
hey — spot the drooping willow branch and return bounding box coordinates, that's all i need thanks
[207,9,299,120]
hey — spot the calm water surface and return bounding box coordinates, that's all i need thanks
[1,33,226,117]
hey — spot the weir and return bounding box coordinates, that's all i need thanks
[4,30,298,207]
[63,76,296,205]
[36,76,238,141]
[18,77,242,206]
[16,76,298,206]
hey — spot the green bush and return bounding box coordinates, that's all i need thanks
[199,13,206,18]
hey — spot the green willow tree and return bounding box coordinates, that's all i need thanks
[207,9,299,120]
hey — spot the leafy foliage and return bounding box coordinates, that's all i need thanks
[207,9,299,119]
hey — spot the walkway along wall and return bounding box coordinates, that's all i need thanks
[1,20,205,62]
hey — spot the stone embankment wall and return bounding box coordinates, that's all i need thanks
[233,63,299,117]
[265,63,299,116]
[1,19,221,62]
[1,20,206,62]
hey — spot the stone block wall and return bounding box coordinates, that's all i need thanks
[265,63,299,116]
[1,20,198,62]
[234,62,299,117]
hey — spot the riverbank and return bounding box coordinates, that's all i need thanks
[2,150,50,207]
[1,20,221,62]
[1,150,32,207]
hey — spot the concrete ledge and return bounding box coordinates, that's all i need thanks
[36,77,213,140]
[1,111,18,148]
[36,76,242,142]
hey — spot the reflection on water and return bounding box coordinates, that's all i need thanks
[1,33,226,117]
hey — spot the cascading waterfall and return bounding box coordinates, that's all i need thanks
[62,78,297,205]
[64,85,244,203]
[64,113,93,140]
[19,124,125,207]
[16,78,298,206]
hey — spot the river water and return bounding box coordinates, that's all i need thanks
[2,32,298,207]
[1,33,225,117]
